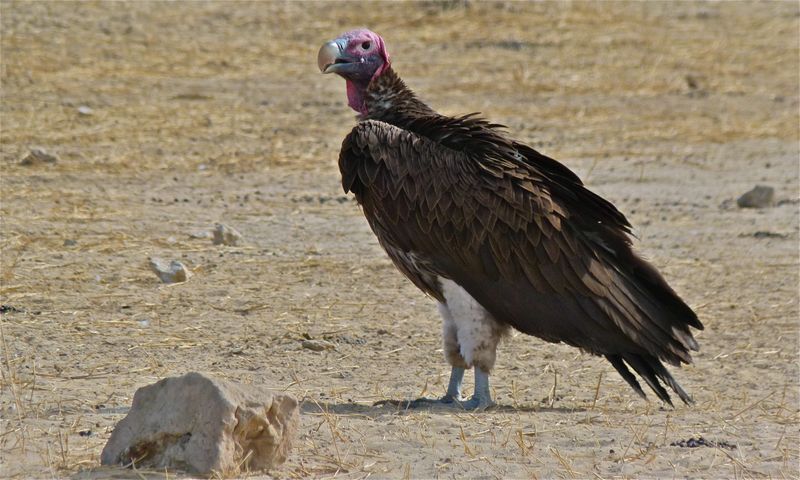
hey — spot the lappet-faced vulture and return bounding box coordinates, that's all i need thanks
[318,29,703,410]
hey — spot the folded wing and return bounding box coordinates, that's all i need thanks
[339,119,703,404]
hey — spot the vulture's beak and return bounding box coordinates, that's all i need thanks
[318,38,351,74]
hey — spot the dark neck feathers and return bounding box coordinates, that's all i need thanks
[361,67,519,159]
[361,67,437,124]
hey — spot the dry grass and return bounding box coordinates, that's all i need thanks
[1,1,799,479]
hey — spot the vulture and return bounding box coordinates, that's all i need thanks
[318,29,703,410]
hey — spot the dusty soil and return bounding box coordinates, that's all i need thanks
[1,1,798,478]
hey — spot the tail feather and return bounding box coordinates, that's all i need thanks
[606,354,693,406]
[606,355,647,400]
[623,354,675,406]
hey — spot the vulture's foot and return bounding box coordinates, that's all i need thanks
[374,367,497,410]
[412,367,495,410]
[457,395,495,411]
[406,366,466,407]
[457,367,495,410]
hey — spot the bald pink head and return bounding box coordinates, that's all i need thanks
[318,29,391,114]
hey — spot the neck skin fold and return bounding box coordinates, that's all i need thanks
[346,79,369,114]
[345,62,389,115]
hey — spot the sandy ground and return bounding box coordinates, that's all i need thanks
[1,1,798,478]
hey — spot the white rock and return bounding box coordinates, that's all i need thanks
[100,372,299,475]
[188,230,211,239]
[20,148,58,166]
[148,257,190,283]
[212,223,243,246]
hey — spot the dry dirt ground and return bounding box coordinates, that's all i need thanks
[1,1,799,479]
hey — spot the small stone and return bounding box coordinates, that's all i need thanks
[100,372,299,475]
[77,105,93,116]
[188,230,211,239]
[148,257,191,284]
[736,185,774,208]
[212,223,243,246]
[20,148,58,166]
[63,239,77,247]
[301,339,335,352]
[751,231,788,239]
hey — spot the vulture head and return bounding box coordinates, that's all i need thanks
[318,29,390,114]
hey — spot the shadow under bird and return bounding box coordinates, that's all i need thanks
[318,29,703,410]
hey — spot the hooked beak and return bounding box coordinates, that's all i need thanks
[318,38,352,74]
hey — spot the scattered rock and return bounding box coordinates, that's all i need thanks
[148,257,191,283]
[0,305,23,314]
[20,148,58,166]
[188,230,211,240]
[63,239,78,247]
[77,105,93,116]
[301,339,335,351]
[212,223,243,246]
[750,231,788,239]
[325,334,366,345]
[670,436,736,450]
[736,185,774,208]
[100,372,299,475]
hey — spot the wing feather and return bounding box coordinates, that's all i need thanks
[338,118,702,404]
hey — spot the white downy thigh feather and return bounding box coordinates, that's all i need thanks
[439,277,507,371]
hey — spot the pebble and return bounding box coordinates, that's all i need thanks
[737,185,774,208]
[751,231,788,239]
[0,305,23,314]
[301,339,335,352]
[148,257,191,284]
[77,105,93,116]
[212,223,243,246]
[188,230,211,239]
[670,436,736,450]
[20,148,58,166]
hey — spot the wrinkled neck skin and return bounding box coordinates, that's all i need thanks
[346,79,370,114]
[345,61,389,116]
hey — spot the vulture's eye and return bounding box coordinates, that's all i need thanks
[361,41,371,50]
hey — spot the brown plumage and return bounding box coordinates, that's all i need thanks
[320,30,703,407]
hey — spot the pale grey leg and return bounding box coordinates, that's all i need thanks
[407,366,465,407]
[442,366,465,403]
[458,367,495,410]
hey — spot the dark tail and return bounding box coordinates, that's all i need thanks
[606,353,693,406]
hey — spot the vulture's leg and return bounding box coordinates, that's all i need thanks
[459,367,494,410]
[439,300,468,402]
[408,302,467,407]
[444,366,465,402]
[440,278,507,410]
